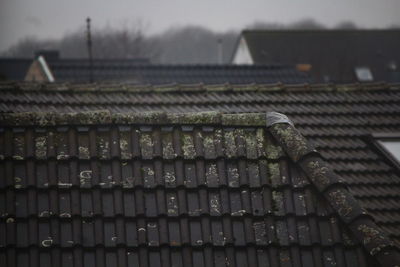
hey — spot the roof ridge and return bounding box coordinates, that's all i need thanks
[266,112,400,267]
[0,110,268,127]
[0,81,398,93]
[242,29,400,34]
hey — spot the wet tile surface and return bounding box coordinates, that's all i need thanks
[1,82,400,246]
[0,116,382,267]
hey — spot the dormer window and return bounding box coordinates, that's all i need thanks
[371,134,400,169]
[355,67,373,82]
[378,139,400,161]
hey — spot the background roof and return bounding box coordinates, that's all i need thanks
[45,62,309,84]
[240,30,400,83]
[0,59,32,81]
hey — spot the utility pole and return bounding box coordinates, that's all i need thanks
[86,17,93,83]
[217,38,223,64]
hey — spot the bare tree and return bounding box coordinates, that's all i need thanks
[150,26,238,64]
[1,36,57,57]
[0,18,360,63]
[58,29,87,58]
[334,21,358,29]
[288,18,326,29]
[247,18,326,30]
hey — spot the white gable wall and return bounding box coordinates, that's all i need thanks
[232,36,253,65]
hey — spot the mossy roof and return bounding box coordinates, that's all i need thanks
[1,110,399,266]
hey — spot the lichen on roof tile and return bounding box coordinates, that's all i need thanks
[244,129,258,159]
[118,130,132,159]
[264,131,284,159]
[205,163,219,187]
[204,84,230,92]
[223,130,237,158]
[222,113,265,126]
[268,123,314,162]
[34,134,47,159]
[112,112,167,125]
[161,131,176,159]
[299,157,340,192]
[202,131,217,159]
[139,132,154,159]
[231,84,259,92]
[166,111,221,125]
[268,162,281,187]
[181,132,196,159]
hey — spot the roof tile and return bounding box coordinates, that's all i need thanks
[268,114,400,266]
[0,110,399,267]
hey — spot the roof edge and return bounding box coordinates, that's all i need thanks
[242,29,400,34]
[0,81,398,93]
[0,110,269,127]
[37,56,55,82]
[267,112,400,267]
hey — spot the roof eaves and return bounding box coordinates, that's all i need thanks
[266,112,400,267]
[0,81,399,93]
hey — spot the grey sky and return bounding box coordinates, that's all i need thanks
[1,0,400,52]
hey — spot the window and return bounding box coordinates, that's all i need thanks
[371,134,400,169]
[378,140,400,161]
[355,67,373,82]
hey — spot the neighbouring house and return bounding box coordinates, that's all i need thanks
[0,58,33,81]
[25,52,309,84]
[25,50,151,83]
[1,82,400,266]
[0,50,151,83]
[231,29,400,83]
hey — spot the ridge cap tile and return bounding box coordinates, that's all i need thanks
[267,111,400,267]
[0,110,113,126]
[0,110,273,126]
[0,81,399,93]
[266,112,316,162]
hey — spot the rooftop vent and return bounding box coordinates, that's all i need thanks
[296,64,312,72]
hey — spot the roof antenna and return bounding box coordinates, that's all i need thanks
[86,17,94,83]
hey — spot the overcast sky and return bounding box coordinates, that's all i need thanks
[1,0,400,52]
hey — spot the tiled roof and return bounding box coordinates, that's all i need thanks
[44,63,309,84]
[1,110,399,267]
[236,30,400,83]
[0,59,32,81]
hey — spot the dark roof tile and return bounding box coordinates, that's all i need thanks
[267,113,400,266]
[40,62,311,84]
[0,109,399,267]
[324,186,368,223]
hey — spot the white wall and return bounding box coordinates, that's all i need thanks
[232,36,253,65]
